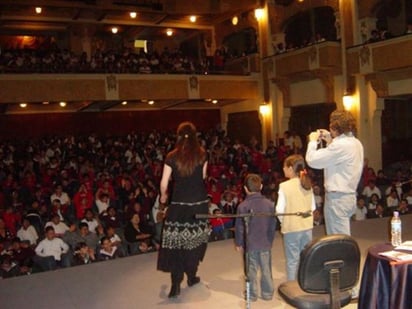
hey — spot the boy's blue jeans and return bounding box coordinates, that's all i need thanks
[247,250,273,300]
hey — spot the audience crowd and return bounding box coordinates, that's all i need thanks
[0,44,255,75]
[0,128,411,278]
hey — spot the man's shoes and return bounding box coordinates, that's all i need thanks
[187,276,200,287]
[168,284,180,298]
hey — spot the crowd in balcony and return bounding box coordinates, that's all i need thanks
[0,43,255,75]
[0,46,209,75]
[0,128,411,278]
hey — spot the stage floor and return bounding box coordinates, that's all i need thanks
[2,214,412,309]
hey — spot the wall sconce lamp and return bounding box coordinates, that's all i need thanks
[343,93,354,110]
[259,103,270,116]
[232,16,239,25]
[254,8,264,20]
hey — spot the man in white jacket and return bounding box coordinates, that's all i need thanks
[34,226,71,271]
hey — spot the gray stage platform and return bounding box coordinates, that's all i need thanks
[1,214,412,309]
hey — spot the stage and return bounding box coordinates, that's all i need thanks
[1,214,412,309]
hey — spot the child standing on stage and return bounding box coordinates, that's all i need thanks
[235,174,277,302]
[276,154,315,280]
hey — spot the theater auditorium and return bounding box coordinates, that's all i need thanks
[0,1,412,308]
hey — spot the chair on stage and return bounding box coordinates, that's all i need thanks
[278,234,360,309]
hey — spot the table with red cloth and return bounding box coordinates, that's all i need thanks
[358,243,412,309]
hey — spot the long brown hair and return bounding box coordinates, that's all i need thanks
[168,121,206,177]
[284,154,311,190]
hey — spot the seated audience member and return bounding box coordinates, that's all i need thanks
[33,226,70,271]
[73,242,96,266]
[313,185,324,209]
[25,201,44,235]
[17,218,39,246]
[124,213,152,255]
[353,197,367,221]
[95,193,110,216]
[397,199,411,215]
[2,206,20,237]
[313,208,324,226]
[45,214,70,238]
[50,184,71,214]
[0,218,13,247]
[81,209,100,233]
[105,226,127,257]
[362,179,382,201]
[63,222,99,252]
[386,189,400,213]
[98,236,122,261]
[367,193,381,213]
[101,206,121,229]
[73,184,94,220]
[7,238,35,276]
[367,203,386,219]
[209,208,233,241]
[1,254,20,278]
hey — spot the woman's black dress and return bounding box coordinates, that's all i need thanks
[157,156,210,273]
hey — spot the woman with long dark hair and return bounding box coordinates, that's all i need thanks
[157,121,210,298]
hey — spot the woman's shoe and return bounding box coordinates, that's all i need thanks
[187,276,200,287]
[168,284,180,298]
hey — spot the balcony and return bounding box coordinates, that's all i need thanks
[347,33,412,76]
[264,41,342,82]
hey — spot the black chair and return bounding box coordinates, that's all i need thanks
[278,234,360,309]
